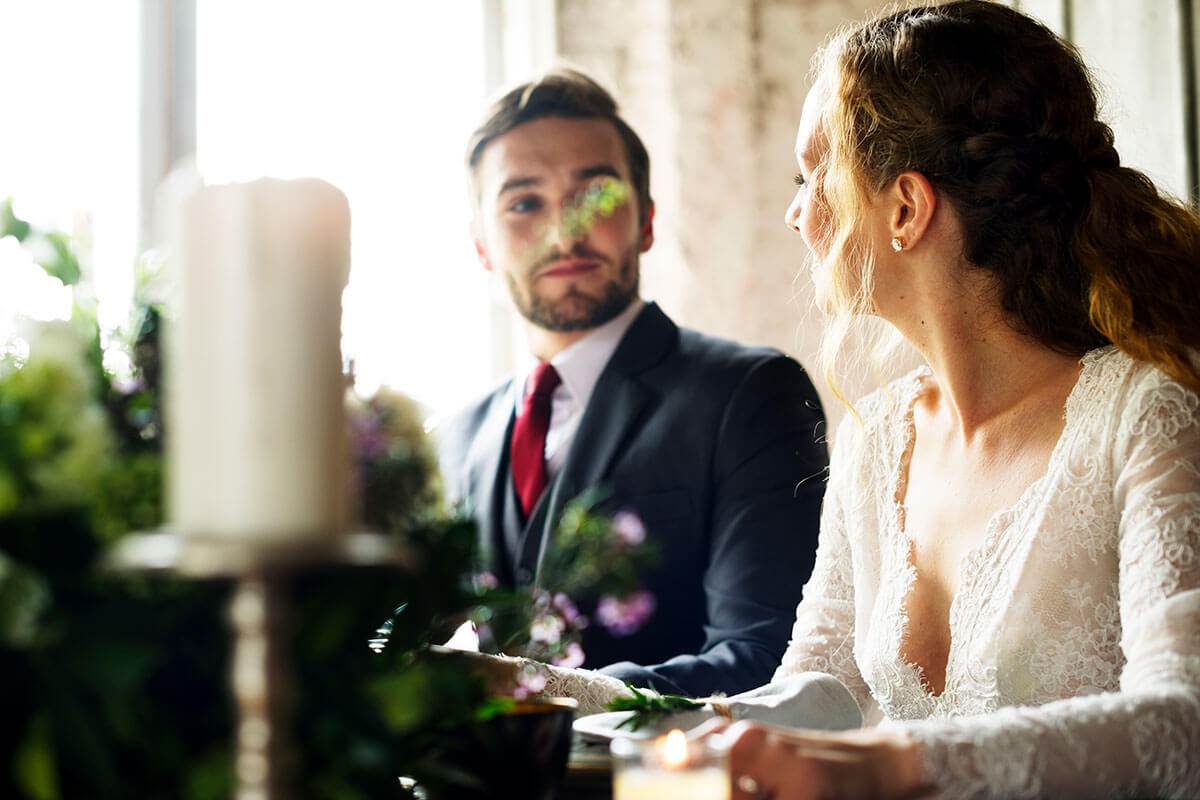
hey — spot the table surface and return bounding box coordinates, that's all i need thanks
[561,736,614,799]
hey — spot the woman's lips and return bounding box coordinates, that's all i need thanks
[538,260,600,279]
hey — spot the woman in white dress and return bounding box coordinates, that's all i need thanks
[512,2,1200,796]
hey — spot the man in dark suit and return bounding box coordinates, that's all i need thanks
[436,68,827,698]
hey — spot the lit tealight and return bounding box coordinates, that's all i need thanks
[661,729,689,769]
[612,728,729,800]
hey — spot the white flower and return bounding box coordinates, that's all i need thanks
[0,238,73,349]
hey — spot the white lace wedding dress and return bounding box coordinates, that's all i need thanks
[541,347,1200,799]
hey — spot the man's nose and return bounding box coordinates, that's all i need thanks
[548,204,585,251]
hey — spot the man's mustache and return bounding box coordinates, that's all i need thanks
[528,244,611,276]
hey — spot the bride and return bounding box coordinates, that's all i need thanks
[482,2,1200,797]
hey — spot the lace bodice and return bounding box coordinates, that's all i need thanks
[776,347,1200,798]
[537,347,1199,797]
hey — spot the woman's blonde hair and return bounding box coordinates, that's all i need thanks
[812,0,1200,404]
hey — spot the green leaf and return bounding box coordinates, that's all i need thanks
[14,714,61,800]
[474,696,516,721]
[0,550,52,647]
[369,665,434,733]
[607,683,704,732]
[36,231,82,286]
[1,196,32,241]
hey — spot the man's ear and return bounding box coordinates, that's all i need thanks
[639,202,656,253]
[474,238,493,272]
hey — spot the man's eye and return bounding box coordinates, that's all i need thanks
[793,173,807,188]
[509,196,543,213]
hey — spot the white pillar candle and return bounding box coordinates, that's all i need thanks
[166,178,351,542]
[612,730,730,800]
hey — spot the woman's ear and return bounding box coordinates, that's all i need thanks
[889,171,937,251]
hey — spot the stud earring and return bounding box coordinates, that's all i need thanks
[891,237,905,253]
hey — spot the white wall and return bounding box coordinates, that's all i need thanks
[543,0,1198,428]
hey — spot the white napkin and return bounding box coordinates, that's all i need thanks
[708,672,863,730]
[573,671,863,740]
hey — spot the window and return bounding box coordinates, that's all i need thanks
[196,2,498,414]
[0,2,140,346]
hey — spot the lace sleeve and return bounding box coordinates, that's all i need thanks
[895,369,1200,799]
[534,661,633,716]
[773,422,874,718]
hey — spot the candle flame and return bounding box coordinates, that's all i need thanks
[661,729,688,769]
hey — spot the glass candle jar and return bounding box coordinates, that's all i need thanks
[611,729,730,800]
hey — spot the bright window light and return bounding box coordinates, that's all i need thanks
[196,1,494,414]
[0,1,140,343]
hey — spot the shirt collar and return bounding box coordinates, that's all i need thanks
[516,298,645,412]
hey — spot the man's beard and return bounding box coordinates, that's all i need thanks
[506,244,639,332]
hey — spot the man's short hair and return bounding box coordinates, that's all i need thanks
[466,67,653,224]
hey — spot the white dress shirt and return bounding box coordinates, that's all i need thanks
[514,298,645,478]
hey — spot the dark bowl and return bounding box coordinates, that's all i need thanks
[418,697,578,800]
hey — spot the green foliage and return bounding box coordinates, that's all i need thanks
[607,683,705,732]
[541,488,659,603]
[349,388,442,532]
[33,231,81,286]
[1,197,32,241]
[0,219,231,798]
[0,321,112,518]
[0,551,51,648]
[91,452,163,544]
[0,198,81,286]
[560,177,630,242]
[0,208,659,798]
[0,507,233,800]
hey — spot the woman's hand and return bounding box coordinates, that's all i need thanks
[721,721,931,800]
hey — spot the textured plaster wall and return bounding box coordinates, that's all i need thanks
[555,0,899,428]
[550,0,1198,428]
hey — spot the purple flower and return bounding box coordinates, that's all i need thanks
[111,374,144,395]
[596,591,656,637]
[530,613,565,645]
[349,414,388,461]
[551,641,585,668]
[475,571,499,590]
[551,592,583,626]
[513,666,548,700]
[612,510,646,546]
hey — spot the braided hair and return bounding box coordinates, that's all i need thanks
[815,0,1200,392]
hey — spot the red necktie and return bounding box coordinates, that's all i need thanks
[511,362,562,517]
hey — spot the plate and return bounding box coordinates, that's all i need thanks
[572,708,713,741]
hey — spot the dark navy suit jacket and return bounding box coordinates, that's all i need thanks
[435,303,827,697]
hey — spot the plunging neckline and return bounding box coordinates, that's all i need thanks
[884,350,1104,705]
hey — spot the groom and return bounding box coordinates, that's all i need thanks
[436,68,827,698]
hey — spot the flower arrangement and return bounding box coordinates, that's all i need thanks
[0,201,662,798]
[364,489,658,797]
[347,387,442,533]
[481,490,659,668]
[1,204,233,800]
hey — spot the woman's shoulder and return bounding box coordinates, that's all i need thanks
[1073,346,1200,457]
[1107,349,1199,439]
[851,365,928,428]
[830,365,929,462]
[1075,345,1194,410]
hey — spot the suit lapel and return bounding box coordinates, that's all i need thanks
[514,303,679,583]
[463,382,516,581]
